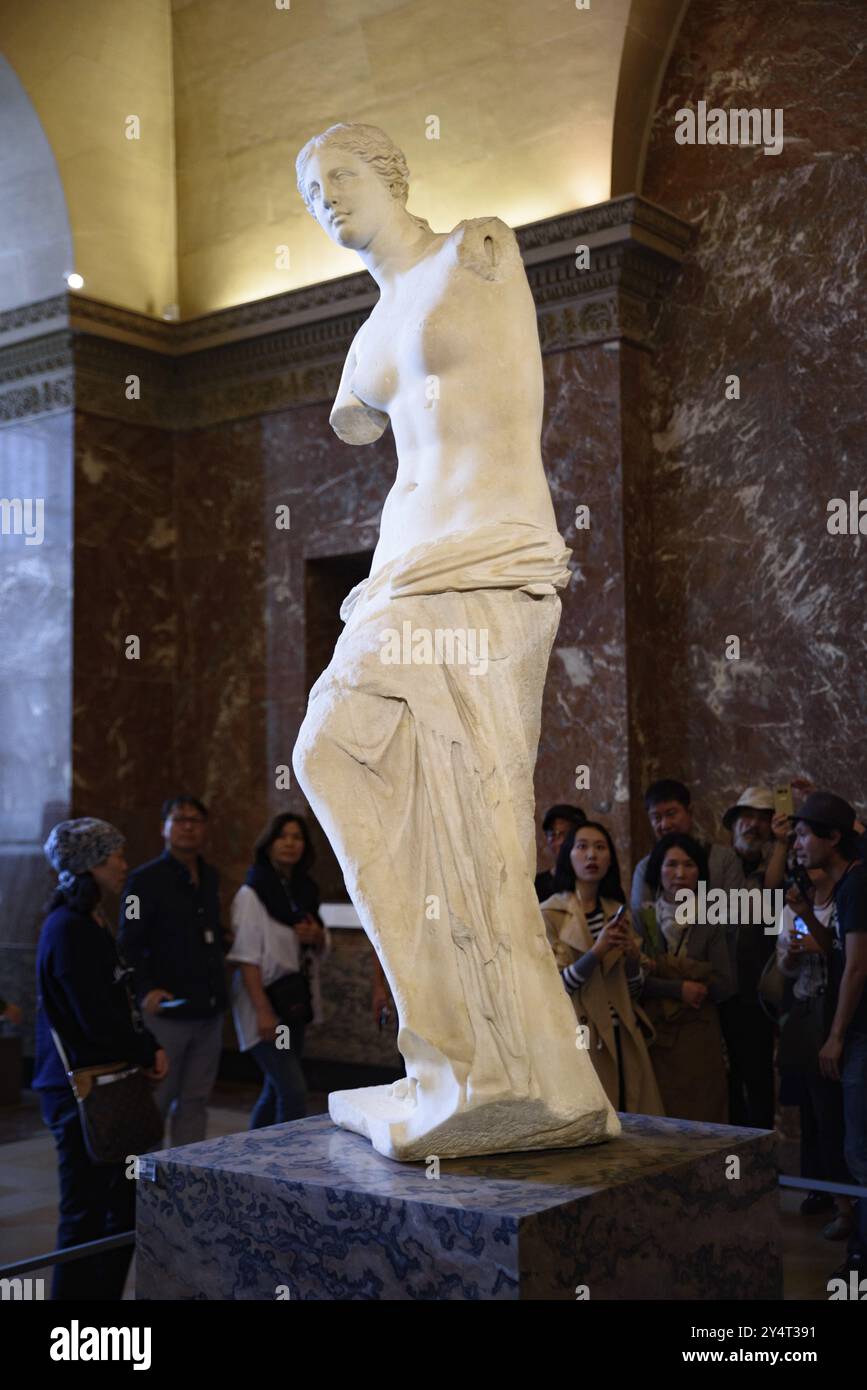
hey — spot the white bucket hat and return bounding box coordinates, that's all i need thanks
[722,786,775,830]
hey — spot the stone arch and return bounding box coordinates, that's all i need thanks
[610,0,691,197]
[0,53,73,313]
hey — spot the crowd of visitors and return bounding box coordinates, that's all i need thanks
[18,773,867,1297]
[535,779,867,1286]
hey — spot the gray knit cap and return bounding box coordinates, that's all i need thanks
[44,818,125,889]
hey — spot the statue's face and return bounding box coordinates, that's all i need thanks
[301,147,396,250]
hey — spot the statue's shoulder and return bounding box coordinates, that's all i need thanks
[448,216,522,281]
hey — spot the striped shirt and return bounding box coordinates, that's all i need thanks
[561,903,643,1026]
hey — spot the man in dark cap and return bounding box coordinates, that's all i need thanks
[788,792,867,1280]
[535,803,586,902]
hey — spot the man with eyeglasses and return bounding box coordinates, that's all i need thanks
[118,795,227,1146]
[534,803,586,902]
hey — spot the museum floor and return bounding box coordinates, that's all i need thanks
[0,1086,838,1301]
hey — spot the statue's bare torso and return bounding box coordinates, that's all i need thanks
[330,217,557,574]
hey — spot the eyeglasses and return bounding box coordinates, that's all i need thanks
[169,816,206,826]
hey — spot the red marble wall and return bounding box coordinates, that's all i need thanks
[538,343,640,867]
[639,0,866,852]
[172,418,268,887]
[73,413,176,868]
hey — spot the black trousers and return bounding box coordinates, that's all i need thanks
[719,997,776,1129]
[800,1069,851,1187]
[39,1086,136,1300]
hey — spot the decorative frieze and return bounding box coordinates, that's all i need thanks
[0,197,692,427]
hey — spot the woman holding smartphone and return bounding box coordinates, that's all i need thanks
[540,823,663,1114]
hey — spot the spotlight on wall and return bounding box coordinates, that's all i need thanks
[161,304,180,321]
[66,273,85,290]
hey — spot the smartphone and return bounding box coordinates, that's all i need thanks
[774,783,795,818]
[607,905,627,928]
[158,998,188,1010]
[793,917,809,938]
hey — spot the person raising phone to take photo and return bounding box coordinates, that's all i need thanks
[784,793,867,1280]
[540,822,663,1115]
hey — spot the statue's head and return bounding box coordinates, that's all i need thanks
[295,123,428,249]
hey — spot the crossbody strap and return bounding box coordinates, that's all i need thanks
[49,1025,72,1075]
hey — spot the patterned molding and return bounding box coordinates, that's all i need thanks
[0,330,74,424]
[74,337,181,429]
[0,375,74,423]
[0,330,73,386]
[69,298,177,352]
[0,197,693,427]
[58,276,376,357]
[174,275,377,349]
[0,295,68,337]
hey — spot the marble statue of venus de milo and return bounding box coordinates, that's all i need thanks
[292,123,619,1161]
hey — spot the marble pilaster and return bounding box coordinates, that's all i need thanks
[638,0,866,845]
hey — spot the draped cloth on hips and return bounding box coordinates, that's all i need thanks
[295,520,612,1138]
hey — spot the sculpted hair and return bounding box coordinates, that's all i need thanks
[295,122,431,231]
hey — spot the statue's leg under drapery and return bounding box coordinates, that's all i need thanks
[293,578,617,1159]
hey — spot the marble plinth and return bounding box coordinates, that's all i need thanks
[136,1113,780,1301]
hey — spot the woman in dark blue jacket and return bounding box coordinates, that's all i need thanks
[34,818,167,1300]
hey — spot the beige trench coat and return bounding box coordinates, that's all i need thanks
[540,891,665,1116]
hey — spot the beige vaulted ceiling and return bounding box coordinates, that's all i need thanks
[0,0,686,318]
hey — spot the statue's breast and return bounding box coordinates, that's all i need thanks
[351,223,522,412]
[352,313,455,411]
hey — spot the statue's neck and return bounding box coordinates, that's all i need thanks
[359,223,439,289]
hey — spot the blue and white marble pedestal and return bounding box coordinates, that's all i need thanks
[135,1112,780,1300]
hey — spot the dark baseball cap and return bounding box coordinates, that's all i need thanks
[792,791,855,833]
[542,804,586,832]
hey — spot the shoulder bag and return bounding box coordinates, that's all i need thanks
[50,1028,164,1165]
[265,960,314,1026]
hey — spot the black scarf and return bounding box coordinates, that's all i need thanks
[244,858,316,929]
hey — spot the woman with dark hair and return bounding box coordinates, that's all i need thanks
[540,823,663,1115]
[228,813,329,1127]
[34,818,167,1300]
[637,831,734,1123]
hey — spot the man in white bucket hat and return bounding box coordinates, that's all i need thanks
[720,785,789,1129]
[723,786,784,888]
